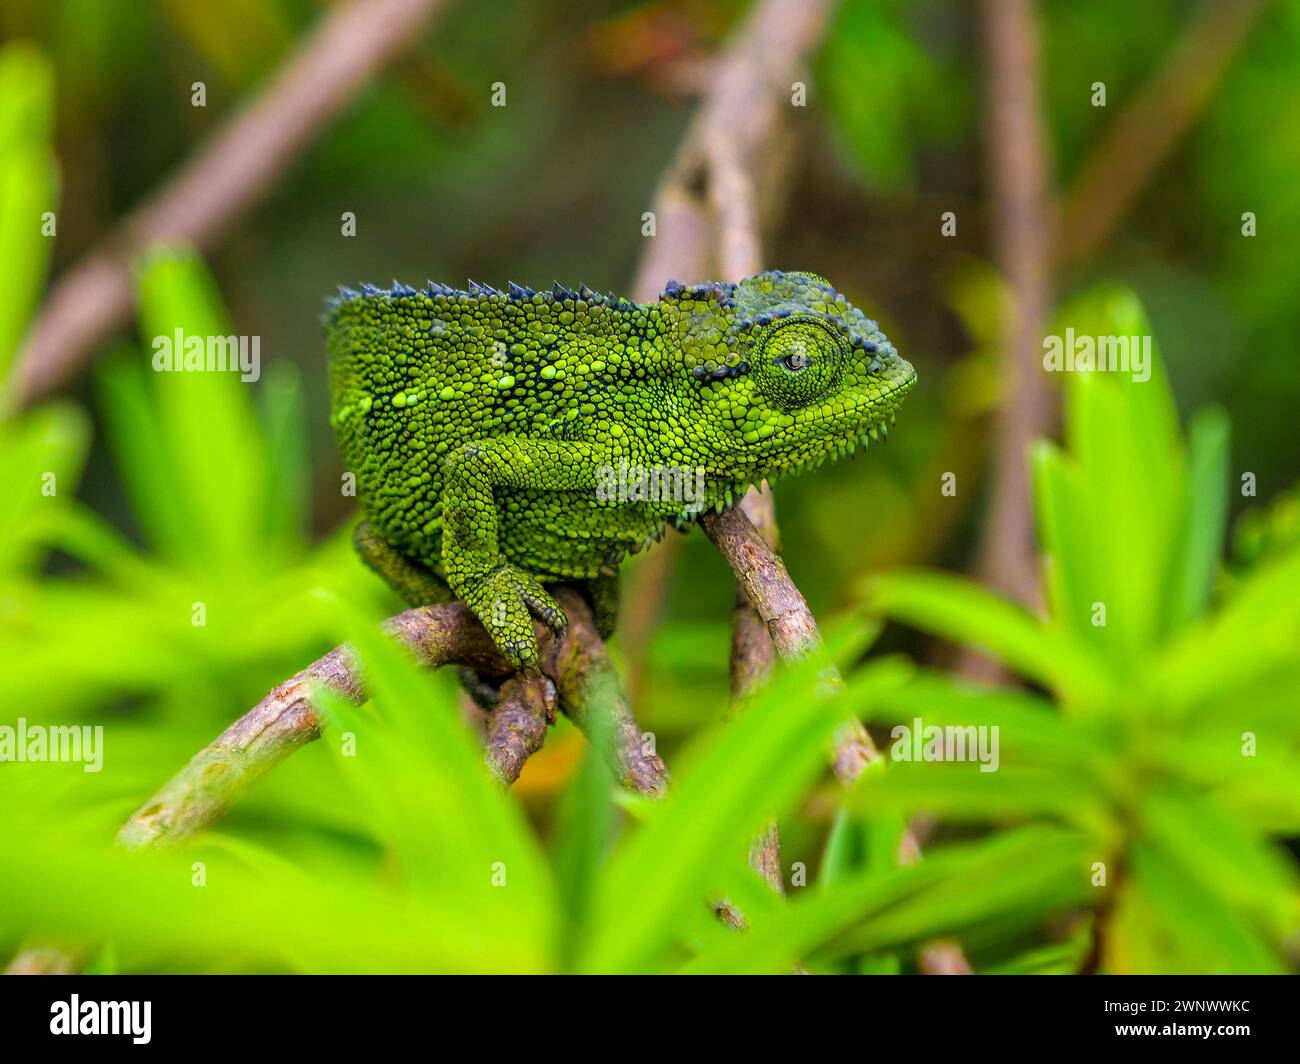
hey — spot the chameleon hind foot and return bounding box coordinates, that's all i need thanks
[461,565,567,670]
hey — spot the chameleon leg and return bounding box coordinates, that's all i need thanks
[353,520,451,607]
[442,436,602,669]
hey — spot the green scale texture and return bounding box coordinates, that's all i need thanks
[326,270,916,668]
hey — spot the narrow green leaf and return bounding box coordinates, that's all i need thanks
[870,570,1110,704]
[580,646,852,973]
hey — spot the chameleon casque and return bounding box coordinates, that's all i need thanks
[326,270,915,669]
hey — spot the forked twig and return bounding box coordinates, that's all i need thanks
[117,593,666,850]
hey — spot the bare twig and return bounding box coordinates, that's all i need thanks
[12,0,450,406]
[549,588,669,796]
[484,673,556,786]
[965,0,1270,657]
[726,489,781,700]
[701,503,821,662]
[630,0,835,298]
[722,490,786,894]
[117,595,665,850]
[622,0,829,713]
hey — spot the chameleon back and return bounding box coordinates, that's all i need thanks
[326,282,672,578]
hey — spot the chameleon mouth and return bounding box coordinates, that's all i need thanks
[750,366,916,479]
[702,369,915,509]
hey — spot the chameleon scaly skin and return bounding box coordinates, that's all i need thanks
[326,271,915,668]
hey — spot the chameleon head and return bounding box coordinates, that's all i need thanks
[668,270,916,481]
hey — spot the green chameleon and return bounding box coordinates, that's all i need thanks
[326,270,915,669]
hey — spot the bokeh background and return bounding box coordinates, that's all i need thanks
[1,0,1297,975]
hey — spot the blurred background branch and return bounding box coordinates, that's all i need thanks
[12,0,449,406]
[963,0,1271,686]
[960,0,1053,677]
[1056,0,1273,269]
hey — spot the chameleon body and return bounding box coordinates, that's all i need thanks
[325,271,915,668]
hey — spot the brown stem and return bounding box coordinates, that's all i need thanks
[550,587,669,796]
[702,502,973,973]
[13,0,450,406]
[629,0,835,299]
[959,0,1054,685]
[117,596,664,850]
[724,488,785,894]
[483,672,556,787]
[701,503,821,662]
[965,0,1269,665]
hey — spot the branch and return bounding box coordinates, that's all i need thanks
[964,0,1054,634]
[962,0,1267,687]
[483,672,555,787]
[629,0,835,298]
[117,595,665,850]
[637,0,835,906]
[549,588,669,797]
[702,496,821,663]
[701,504,972,973]
[12,0,450,406]
[1055,0,1272,268]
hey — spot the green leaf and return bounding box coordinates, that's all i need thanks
[0,401,90,574]
[849,758,1110,837]
[257,360,310,558]
[682,828,1090,974]
[1137,786,1298,942]
[313,596,559,968]
[134,247,270,574]
[1113,841,1285,974]
[95,346,199,564]
[857,669,1113,777]
[816,796,906,974]
[1050,287,1186,665]
[0,43,56,393]
[1168,406,1230,628]
[825,828,1094,960]
[869,570,1110,704]
[579,645,853,973]
[550,732,617,969]
[1154,542,1300,707]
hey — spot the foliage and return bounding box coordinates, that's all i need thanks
[1,0,1298,975]
[864,289,1300,973]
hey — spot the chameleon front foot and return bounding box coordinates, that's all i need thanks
[463,565,568,670]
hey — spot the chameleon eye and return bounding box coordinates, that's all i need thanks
[752,318,844,409]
